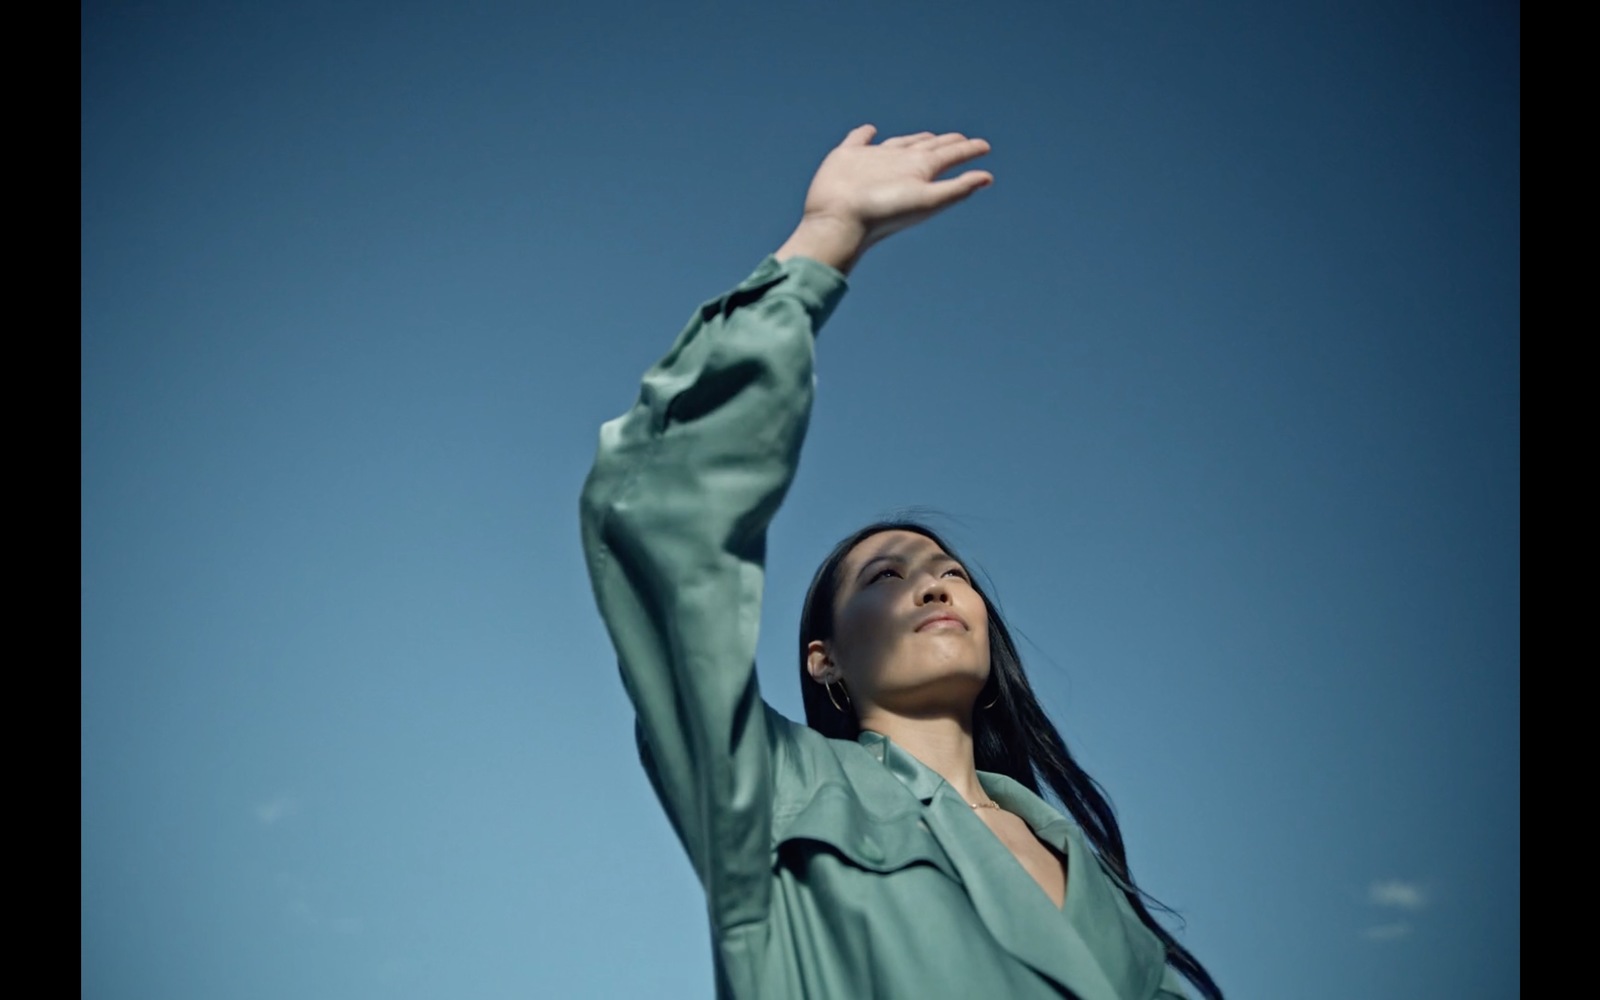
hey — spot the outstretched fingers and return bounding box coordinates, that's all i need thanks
[925,169,994,208]
[880,131,937,148]
[911,131,972,149]
[927,137,992,175]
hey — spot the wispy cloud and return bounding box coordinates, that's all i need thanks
[1360,878,1427,943]
[1367,879,1427,911]
[254,793,299,825]
[1362,922,1413,942]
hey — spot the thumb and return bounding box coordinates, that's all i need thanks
[840,124,877,147]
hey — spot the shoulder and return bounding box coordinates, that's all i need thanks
[765,709,928,833]
[764,706,865,805]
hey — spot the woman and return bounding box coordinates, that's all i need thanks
[579,125,1223,999]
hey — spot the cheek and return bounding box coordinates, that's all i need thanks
[834,593,899,663]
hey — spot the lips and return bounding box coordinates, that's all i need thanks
[915,611,968,632]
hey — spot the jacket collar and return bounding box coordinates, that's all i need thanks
[854,730,1167,1000]
[855,729,946,801]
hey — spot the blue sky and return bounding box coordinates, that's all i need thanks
[82,2,1519,997]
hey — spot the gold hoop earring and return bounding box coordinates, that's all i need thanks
[826,679,853,714]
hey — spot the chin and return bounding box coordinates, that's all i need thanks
[875,660,990,709]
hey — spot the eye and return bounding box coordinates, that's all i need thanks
[872,568,903,582]
[943,567,969,581]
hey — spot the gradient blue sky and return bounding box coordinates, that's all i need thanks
[82,2,1519,997]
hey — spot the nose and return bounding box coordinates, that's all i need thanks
[917,574,952,605]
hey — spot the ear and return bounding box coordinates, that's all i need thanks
[805,640,834,684]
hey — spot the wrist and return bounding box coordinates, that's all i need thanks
[774,214,868,275]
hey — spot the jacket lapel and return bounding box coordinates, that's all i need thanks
[982,772,1168,1000]
[853,733,1166,1000]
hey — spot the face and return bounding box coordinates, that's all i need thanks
[808,530,991,716]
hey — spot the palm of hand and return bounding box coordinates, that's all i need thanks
[801,125,994,247]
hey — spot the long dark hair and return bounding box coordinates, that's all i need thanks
[797,520,1224,1000]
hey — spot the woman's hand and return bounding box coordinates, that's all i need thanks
[775,124,993,274]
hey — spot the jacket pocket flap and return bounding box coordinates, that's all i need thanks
[773,784,958,881]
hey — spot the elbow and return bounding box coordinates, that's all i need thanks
[577,413,638,541]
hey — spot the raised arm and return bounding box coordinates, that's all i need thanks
[577,124,992,940]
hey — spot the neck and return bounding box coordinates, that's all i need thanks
[858,710,989,805]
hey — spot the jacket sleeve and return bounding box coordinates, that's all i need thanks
[577,255,848,932]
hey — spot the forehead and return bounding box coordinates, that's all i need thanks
[839,530,953,574]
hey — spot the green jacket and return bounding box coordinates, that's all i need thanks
[580,255,1189,999]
